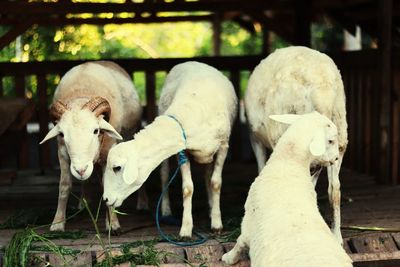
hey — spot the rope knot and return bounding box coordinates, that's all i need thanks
[178,150,188,165]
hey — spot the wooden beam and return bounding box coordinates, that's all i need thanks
[0,22,33,50]
[377,0,393,184]
[294,0,311,46]
[0,15,214,26]
[0,56,263,75]
[0,1,286,15]
[145,71,156,123]
[212,14,221,56]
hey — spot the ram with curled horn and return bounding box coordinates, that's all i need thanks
[40,61,147,234]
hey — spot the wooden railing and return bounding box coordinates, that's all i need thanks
[0,52,399,184]
[333,50,400,184]
[0,56,262,170]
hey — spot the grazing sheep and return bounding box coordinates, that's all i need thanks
[222,112,352,267]
[245,46,348,243]
[103,61,237,237]
[40,61,147,233]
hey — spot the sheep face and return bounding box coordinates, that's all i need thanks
[103,142,142,208]
[314,119,340,167]
[315,120,339,166]
[269,112,340,166]
[40,109,122,180]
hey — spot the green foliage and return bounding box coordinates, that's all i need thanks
[3,229,82,267]
[221,21,262,56]
[94,239,166,267]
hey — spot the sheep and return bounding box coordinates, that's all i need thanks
[40,61,148,233]
[222,112,353,267]
[245,46,348,243]
[103,61,237,237]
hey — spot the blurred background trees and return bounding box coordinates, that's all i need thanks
[0,17,372,101]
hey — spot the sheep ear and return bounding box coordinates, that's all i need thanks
[122,156,138,185]
[309,128,326,156]
[99,118,123,140]
[269,114,300,125]
[40,125,59,144]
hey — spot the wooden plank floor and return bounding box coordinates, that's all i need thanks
[1,163,400,266]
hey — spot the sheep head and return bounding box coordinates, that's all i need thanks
[102,141,147,208]
[40,97,123,180]
[269,112,339,167]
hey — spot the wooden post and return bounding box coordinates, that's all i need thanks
[262,22,270,56]
[212,13,221,56]
[230,70,241,161]
[15,74,25,97]
[14,75,30,169]
[377,0,393,184]
[294,0,311,47]
[364,71,373,175]
[145,71,156,124]
[38,74,50,171]
[0,75,3,97]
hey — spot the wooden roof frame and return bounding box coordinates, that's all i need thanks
[1,0,394,51]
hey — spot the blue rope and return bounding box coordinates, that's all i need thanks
[155,115,207,247]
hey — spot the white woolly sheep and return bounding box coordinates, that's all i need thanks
[245,46,348,243]
[103,61,237,237]
[222,112,352,267]
[40,61,147,233]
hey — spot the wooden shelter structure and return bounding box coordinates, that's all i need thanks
[1,0,400,184]
[0,1,400,266]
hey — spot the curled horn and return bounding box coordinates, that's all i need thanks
[50,101,69,123]
[82,97,111,121]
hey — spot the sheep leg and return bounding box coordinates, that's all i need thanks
[222,234,248,265]
[97,164,121,234]
[250,132,267,172]
[179,158,194,238]
[222,211,250,265]
[327,157,343,245]
[204,163,214,212]
[136,186,149,210]
[209,144,229,232]
[105,206,121,235]
[160,159,172,216]
[50,149,72,232]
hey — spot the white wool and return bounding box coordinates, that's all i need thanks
[245,46,347,155]
[40,61,144,233]
[103,61,237,237]
[222,112,352,267]
[245,46,348,242]
[54,61,141,136]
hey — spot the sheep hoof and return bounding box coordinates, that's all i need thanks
[179,229,193,239]
[212,227,223,235]
[50,222,65,232]
[111,227,122,236]
[222,252,238,265]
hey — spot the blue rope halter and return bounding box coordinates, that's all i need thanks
[155,115,207,246]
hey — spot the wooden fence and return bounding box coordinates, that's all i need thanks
[0,56,261,170]
[0,51,399,184]
[334,50,400,184]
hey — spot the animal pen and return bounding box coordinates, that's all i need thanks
[0,0,400,266]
